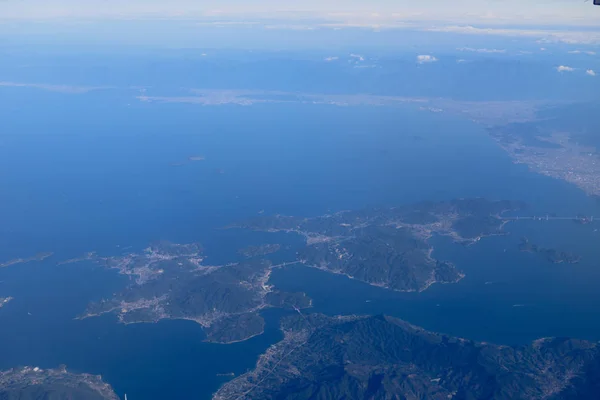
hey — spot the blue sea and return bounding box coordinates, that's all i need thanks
[1,89,600,399]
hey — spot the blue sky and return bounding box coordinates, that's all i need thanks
[0,0,598,26]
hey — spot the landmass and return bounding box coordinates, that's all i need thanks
[519,237,581,264]
[238,244,281,258]
[70,242,309,344]
[487,103,600,197]
[0,252,53,268]
[135,89,543,124]
[57,252,97,266]
[137,89,426,108]
[232,198,524,292]
[214,313,600,400]
[0,366,119,400]
[0,296,13,309]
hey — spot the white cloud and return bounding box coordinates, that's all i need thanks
[458,47,506,53]
[568,50,597,55]
[1,0,599,27]
[587,69,596,76]
[324,56,339,62]
[263,24,315,30]
[426,25,600,45]
[350,53,365,61]
[556,65,575,72]
[417,55,438,64]
[456,59,468,63]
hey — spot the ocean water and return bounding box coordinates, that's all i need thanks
[1,91,599,399]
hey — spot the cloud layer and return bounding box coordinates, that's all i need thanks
[458,47,506,54]
[556,66,575,72]
[0,0,598,26]
[417,55,438,64]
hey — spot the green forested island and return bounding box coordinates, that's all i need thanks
[234,198,524,292]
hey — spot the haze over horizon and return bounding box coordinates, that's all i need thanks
[0,0,596,25]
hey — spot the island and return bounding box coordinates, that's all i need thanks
[214,313,600,400]
[238,244,281,258]
[232,198,524,292]
[519,237,581,264]
[0,366,119,400]
[70,242,311,344]
[0,296,13,309]
[65,199,524,343]
[0,252,53,268]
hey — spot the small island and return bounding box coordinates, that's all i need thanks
[214,313,600,400]
[232,198,524,292]
[69,242,311,344]
[519,237,581,264]
[0,297,13,309]
[0,366,119,400]
[0,252,53,268]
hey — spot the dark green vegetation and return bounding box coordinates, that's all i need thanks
[0,366,119,400]
[238,244,281,258]
[65,199,522,347]
[74,242,311,344]
[235,199,523,292]
[298,225,460,292]
[203,313,265,344]
[215,313,600,400]
[519,237,581,264]
[265,291,312,310]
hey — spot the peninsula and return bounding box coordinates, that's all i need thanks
[0,366,119,400]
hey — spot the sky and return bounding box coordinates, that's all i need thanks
[0,0,599,49]
[0,0,598,26]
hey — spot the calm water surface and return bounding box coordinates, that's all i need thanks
[1,94,599,399]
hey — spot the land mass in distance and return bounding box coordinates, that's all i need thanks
[0,252,53,269]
